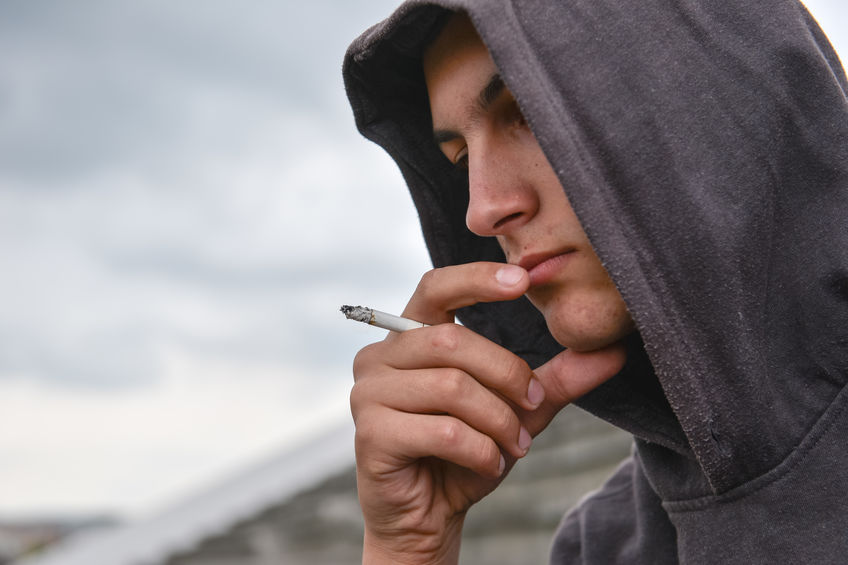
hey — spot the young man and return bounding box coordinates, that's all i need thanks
[343,1,848,563]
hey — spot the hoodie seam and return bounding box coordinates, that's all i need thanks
[662,378,848,512]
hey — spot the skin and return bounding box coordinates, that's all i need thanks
[351,12,635,565]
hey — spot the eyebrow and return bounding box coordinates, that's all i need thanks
[433,73,506,145]
[478,73,506,112]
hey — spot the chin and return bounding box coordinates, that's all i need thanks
[551,324,635,352]
[536,294,636,352]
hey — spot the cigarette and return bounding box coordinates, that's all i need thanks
[340,305,428,333]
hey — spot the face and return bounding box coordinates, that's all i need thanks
[423,13,634,352]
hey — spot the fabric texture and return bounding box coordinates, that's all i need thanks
[343,0,848,562]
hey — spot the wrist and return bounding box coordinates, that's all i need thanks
[362,517,464,565]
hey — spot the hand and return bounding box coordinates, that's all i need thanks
[350,262,626,564]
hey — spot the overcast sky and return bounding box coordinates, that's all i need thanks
[0,1,845,520]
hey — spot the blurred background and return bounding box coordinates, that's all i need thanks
[0,1,845,564]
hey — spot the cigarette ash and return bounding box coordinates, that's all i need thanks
[340,305,373,323]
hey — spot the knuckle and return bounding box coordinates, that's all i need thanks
[353,413,381,451]
[437,419,462,449]
[491,404,518,436]
[505,353,531,379]
[480,352,522,395]
[475,439,500,471]
[429,323,463,353]
[502,354,531,395]
[352,343,381,380]
[349,375,388,418]
[414,267,449,306]
[417,267,442,293]
[439,367,468,397]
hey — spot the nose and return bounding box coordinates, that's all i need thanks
[464,141,538,237]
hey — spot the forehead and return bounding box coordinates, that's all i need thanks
[422,13,498,124]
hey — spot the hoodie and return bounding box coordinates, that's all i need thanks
[342,1,848,562]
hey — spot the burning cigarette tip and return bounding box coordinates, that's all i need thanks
[340,304,373,324]
[340,304,427,332]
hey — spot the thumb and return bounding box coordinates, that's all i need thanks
[522,341,628,437]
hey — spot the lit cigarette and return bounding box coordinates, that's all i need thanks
[340,305,428,332]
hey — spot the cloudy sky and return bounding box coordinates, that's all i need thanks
[0,1,845,520]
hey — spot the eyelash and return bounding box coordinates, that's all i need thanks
[451,100,528,171]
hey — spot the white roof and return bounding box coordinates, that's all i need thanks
[20,420,355,565]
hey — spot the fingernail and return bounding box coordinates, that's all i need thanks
[498,454,506,475]
[519,426,532,453]
[527,378,545,407]
[495,265,525,287]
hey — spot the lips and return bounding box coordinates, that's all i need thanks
[517,249,576,287]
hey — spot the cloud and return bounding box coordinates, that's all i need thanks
[0,139,427,388]
[0,0,428,393]
[0,0,398,183]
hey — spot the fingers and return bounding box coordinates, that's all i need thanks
[357,323,544,412]
[351,366,532,460]
[355,409,506,480]
[402,262,529,325]
[521,342,628,436]
[350,261,536,482]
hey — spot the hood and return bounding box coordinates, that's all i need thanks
[343,0,848,495]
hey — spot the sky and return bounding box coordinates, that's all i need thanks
[0,0,845,520]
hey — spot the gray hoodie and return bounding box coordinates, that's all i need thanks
[343,1,848,562]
